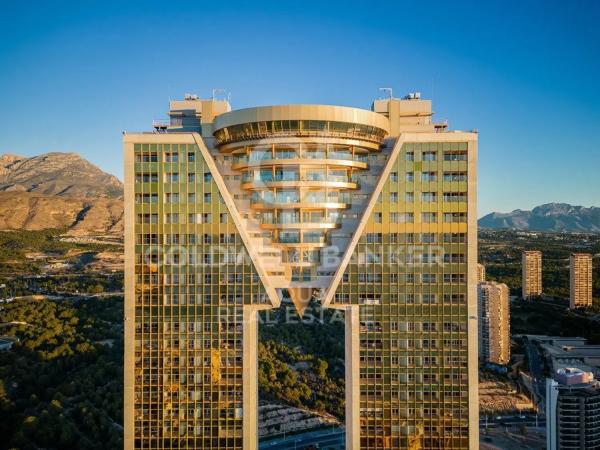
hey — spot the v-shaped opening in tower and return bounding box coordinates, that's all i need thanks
[211,107,392,315]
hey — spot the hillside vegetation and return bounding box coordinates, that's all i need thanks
[0,297,123,449]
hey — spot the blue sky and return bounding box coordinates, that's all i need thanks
[0,0,598,216]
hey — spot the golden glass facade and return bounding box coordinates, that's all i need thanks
[131,143,269,448]
[125,95,478,450]
[334,142,473,449]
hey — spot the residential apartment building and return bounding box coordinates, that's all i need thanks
[546,368,600,450]
[570,253,593,309]
[477,281,510,365]
[522,250,542,299]
[477,263,485,283]
[124,92,478,449]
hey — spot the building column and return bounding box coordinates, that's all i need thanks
[123,141,135,450]
[243,306,260,450]
[345,304,360,450]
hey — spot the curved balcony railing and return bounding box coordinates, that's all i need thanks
[277,233,327,245]
[214,120,387,145]
[261,215,342,225]
[241,179,359,190]
[250,192,352,204]
[261,221,339,230]
[232,156,368,170]
[250,201,348,210]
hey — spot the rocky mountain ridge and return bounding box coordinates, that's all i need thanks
[0,152,122,198]
[0,152,123,234]
[479,203,600,233]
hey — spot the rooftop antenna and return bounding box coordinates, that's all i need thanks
[212,88,226,100]
[379,87,393,99]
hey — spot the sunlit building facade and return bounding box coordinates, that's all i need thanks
[477,281,510,365]
[477,263,485,283]
[522,250,542,299]
[124,92,478,449]
[570,253,593,309]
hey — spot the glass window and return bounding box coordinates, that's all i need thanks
[165,192,179,203]
[444,151,467,161]
[444,212,467,223]
[443,192,467,202]
[165,173,179,183]
[422,192,437,202]
[165,213,179,224]
[422,233,436,243]
[165,152,178,163]
[422,151,437,161]
[280,231,300,243]
[443,171,467,182]
[422,212,437,223]
[422,171,437,182]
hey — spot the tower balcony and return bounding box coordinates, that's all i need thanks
[232,157,368,171]
[241,179,359,190]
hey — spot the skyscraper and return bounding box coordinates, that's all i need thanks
[570,253,593,309]
[124,92,478,449]
[522,250,542,299]
[477,281,510,365]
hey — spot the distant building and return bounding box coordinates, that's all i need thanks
[523,335,600,381]
[522,251,542,299]
[570,253,593,309]
[477,263,486,283]
[546,368,600,450]
[478,281,510,365]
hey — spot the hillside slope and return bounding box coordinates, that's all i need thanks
[0,152,123,234]
[0,153,122,198]
[0,192,123,235]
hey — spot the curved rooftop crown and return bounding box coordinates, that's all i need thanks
[213,104,390,145]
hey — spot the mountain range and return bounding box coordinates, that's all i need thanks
[479,203,600,233]
[0,152,598,235]
[0,153,123,235]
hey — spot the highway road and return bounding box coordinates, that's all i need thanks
[525,339,546,409]
[480,413,545,429]
[259,427,345,450]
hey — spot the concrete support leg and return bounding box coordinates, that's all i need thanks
[243,306,259,450]
[345,305,360,449]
